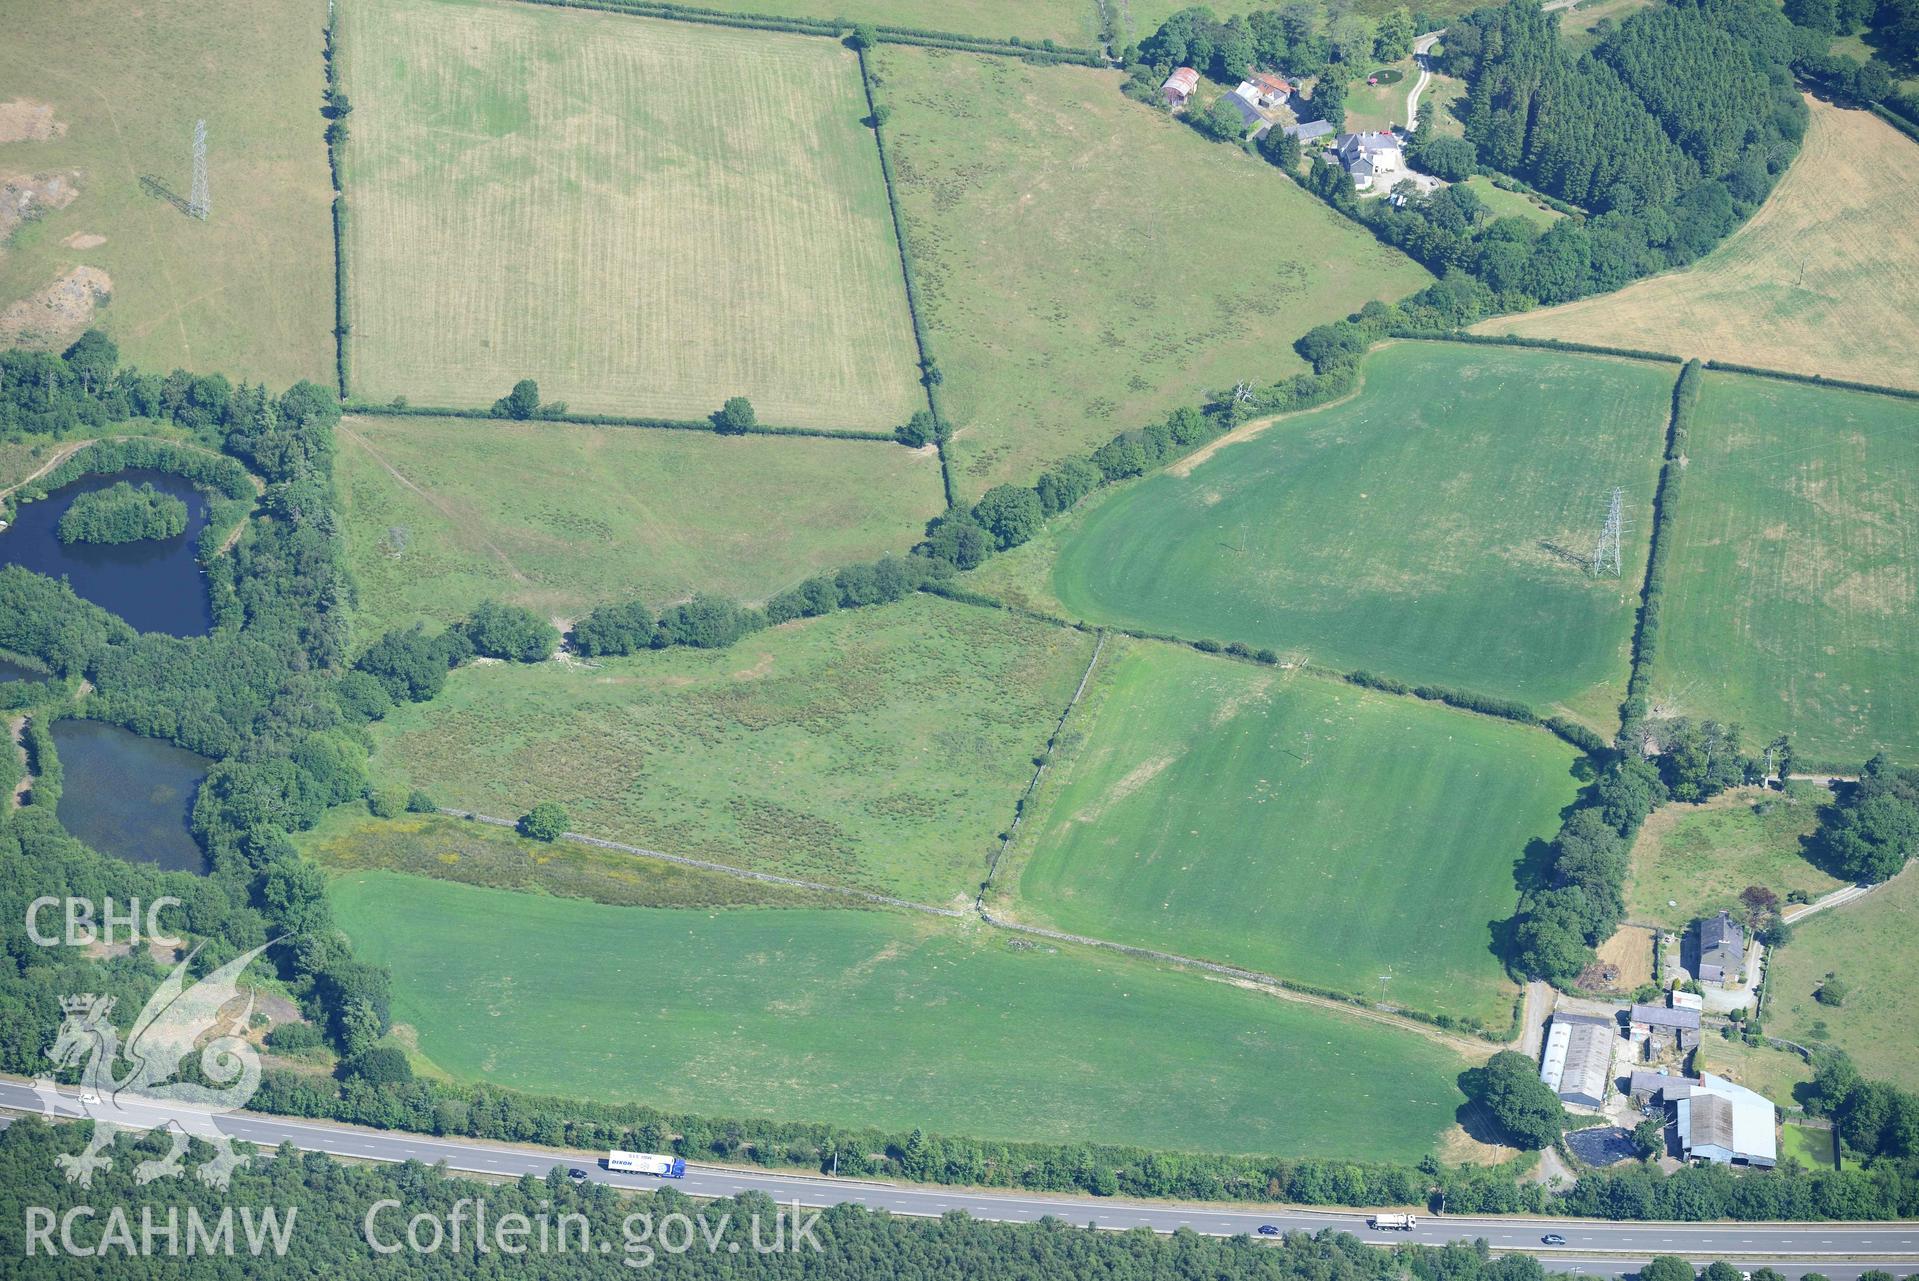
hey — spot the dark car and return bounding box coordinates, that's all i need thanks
[1540,1234,1566,1246]
[1257,1225,1280,1237]
[568,1168,589,1182]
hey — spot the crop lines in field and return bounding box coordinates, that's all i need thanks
[1650,372,1919,766]
[339,0,924,427]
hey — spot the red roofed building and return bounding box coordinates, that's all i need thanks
[1161,67,1199,108]
[1246,71,1292,105]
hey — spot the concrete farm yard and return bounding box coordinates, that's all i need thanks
[338,0,924,425]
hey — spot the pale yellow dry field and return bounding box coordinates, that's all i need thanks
[340,0,924,427]
[1477,100,1919,391]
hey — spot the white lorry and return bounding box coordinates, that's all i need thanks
[1367,1213,1418,1231]
[606,1150,687,1178]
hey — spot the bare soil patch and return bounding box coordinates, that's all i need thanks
[0,99,65,143]
[1594,924,1656,992]
[60,232,106,250]
[0,265,111,347]
[0,171,79,244]
[1438,1122,1518,1166]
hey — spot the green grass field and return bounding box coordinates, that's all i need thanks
[690,0,1098,44]
[1001,639,1572,1024]
[874,46,1432,498]
[1623,786,1843,931]
[0,0,334,386]
[0,437,59,492]
[332,869,1475,1159]
[1044,342,1675,725]
[363,594,1095,904]
[1341,61,1414,135]
[1649,373,1918,767]
[340,0,923,427]
[1558,0,1656,52]
[337,414,943,642]
[1461,177,1562,228]
[1769,867,1919,1092]
[1697,1032,1814,1110]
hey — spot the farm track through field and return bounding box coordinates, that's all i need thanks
[1165,369,1369,477]
[975,629,1107,903]
[440,806,1494,1057]
[338,423,529,586]
[0,437,264,501]
[0,442,91,501]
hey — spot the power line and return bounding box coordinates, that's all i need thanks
[1590,486,1625,577]
[188,119,209,221]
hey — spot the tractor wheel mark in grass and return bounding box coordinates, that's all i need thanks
[440,805,1493,1055]
[339,424,530,586]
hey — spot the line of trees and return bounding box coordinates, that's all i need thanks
[0,1118,1572,1281]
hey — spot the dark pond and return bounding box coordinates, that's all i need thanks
[0,655,46,684]
[52,720,210,874]
[0,469,212,636]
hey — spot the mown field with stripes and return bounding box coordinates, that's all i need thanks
[339,0,924,426]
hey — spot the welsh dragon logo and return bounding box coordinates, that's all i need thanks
[34,941,274,1189]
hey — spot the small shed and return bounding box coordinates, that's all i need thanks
[1629,1069,1694,1105]
[1162,67,1200,108]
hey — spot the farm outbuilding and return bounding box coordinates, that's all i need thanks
[1538,1012,1617,1108]
[1677,1074,1777,1167]
[1225,84,1272,136]
[1629,1069,1693,1105]
[1162,67,1199,108]
[1630,1001,1702,1035]
[1247,71,1292,104]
